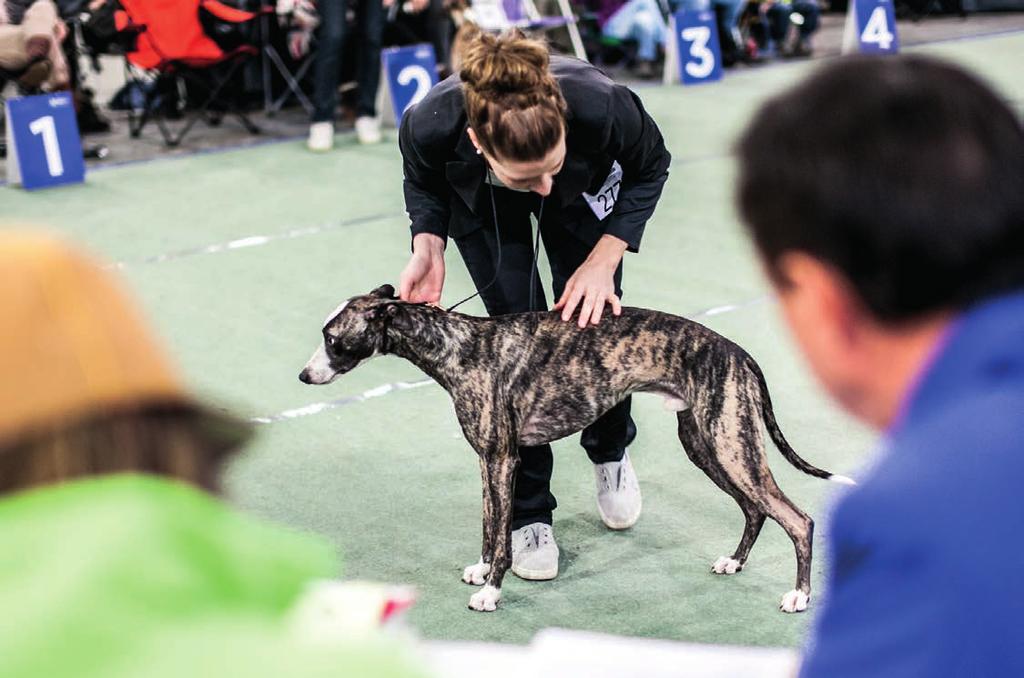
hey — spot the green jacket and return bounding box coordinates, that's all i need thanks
[0,474,424,678]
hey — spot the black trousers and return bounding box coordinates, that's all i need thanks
[453,187,637,530]
[312,0,383,121]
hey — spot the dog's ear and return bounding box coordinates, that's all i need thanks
[369,284,396,299]
[385,303,414,330]
[365,302,411,328]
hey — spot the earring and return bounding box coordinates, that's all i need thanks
[475,148,482,155]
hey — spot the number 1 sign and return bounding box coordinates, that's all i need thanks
[663,9,723,86]
[4,92,85,190]
[842,0,899,55]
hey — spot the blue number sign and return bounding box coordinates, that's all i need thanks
[673,9,723,86]
[382,44,439,124]
[855,0,899,54]
[4,92,85,190]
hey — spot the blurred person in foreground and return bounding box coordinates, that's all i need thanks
[0,230,422,678]
[737,56,1024,676]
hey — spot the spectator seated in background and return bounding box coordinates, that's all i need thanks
[0,230,423,678]
[592,0,667,78]
[5,0,111,132]
[0,0,68,89]
[752,0,819,58]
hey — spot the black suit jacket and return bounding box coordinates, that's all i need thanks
[399,56,671,253]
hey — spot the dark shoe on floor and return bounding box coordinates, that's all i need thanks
[791,38,813,58]
[77,99,112,135]
[634,59,657,79]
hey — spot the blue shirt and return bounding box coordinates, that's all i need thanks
[801,290,1024,677]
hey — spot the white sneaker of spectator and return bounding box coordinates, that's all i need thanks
[355,116,381,145]
[308,121,334,152]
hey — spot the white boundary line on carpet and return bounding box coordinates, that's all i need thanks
[108,211,404,269]
[250,294,770,425]
[251,379,434,424]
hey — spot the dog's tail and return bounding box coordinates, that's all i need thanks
[745,357,856,486]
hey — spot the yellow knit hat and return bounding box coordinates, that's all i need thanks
[0,230,249,449]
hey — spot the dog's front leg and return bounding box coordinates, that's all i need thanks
[462,456,495,586]
[467,442,518,612]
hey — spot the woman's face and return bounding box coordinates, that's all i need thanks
[469,128,566,197]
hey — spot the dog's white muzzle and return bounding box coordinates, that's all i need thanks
[300,342,340,385]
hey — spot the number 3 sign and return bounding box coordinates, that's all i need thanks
[664,9,723,87]
[5,92,85,190]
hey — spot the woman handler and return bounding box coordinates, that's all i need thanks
[397,30,671,580]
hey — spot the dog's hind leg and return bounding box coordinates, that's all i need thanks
[691,389,815,613]
[677,411,766,576]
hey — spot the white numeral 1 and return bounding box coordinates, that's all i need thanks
[28,115,64,178]
[681,26,715,79]
[861,7,894,50]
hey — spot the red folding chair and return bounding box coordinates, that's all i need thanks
[116,0,271,147]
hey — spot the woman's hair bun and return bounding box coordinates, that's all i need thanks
[459,29,551,98]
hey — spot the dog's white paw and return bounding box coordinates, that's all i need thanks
[711,556,742,575]
[779,589,809,613]
[468,585,501,612]
[462,559,491,586]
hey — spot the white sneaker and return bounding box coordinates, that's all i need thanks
[511,522,559,581]
[307,121,334,152]
[355,115,382,144]
[594,450,642,530]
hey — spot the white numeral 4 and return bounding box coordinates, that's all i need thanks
[861,6,894,50]
[28,115,64,178]
[681,26,715,79]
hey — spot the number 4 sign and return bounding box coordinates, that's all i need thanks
[5,92,85,190]
[379,44,439,128]
[663,9,723,86]
[842,0,899,55]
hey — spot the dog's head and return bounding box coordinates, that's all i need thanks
[299,284,405,385]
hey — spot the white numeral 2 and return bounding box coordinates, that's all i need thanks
[28,115,64,178]
[397,65,432,114]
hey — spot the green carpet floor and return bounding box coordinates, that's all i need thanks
[4,32,1023,647]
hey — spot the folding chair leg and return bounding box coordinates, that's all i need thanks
[555,0,589,61]
[265,46,314,116]
[160,57,260,147]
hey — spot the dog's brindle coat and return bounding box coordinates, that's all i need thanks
[300,285,850,613]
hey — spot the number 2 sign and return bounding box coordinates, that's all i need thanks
[4,92,85,190]
[380,44,439,127]
[665,10,723,86]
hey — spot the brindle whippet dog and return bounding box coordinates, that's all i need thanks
[300,285,853,613]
